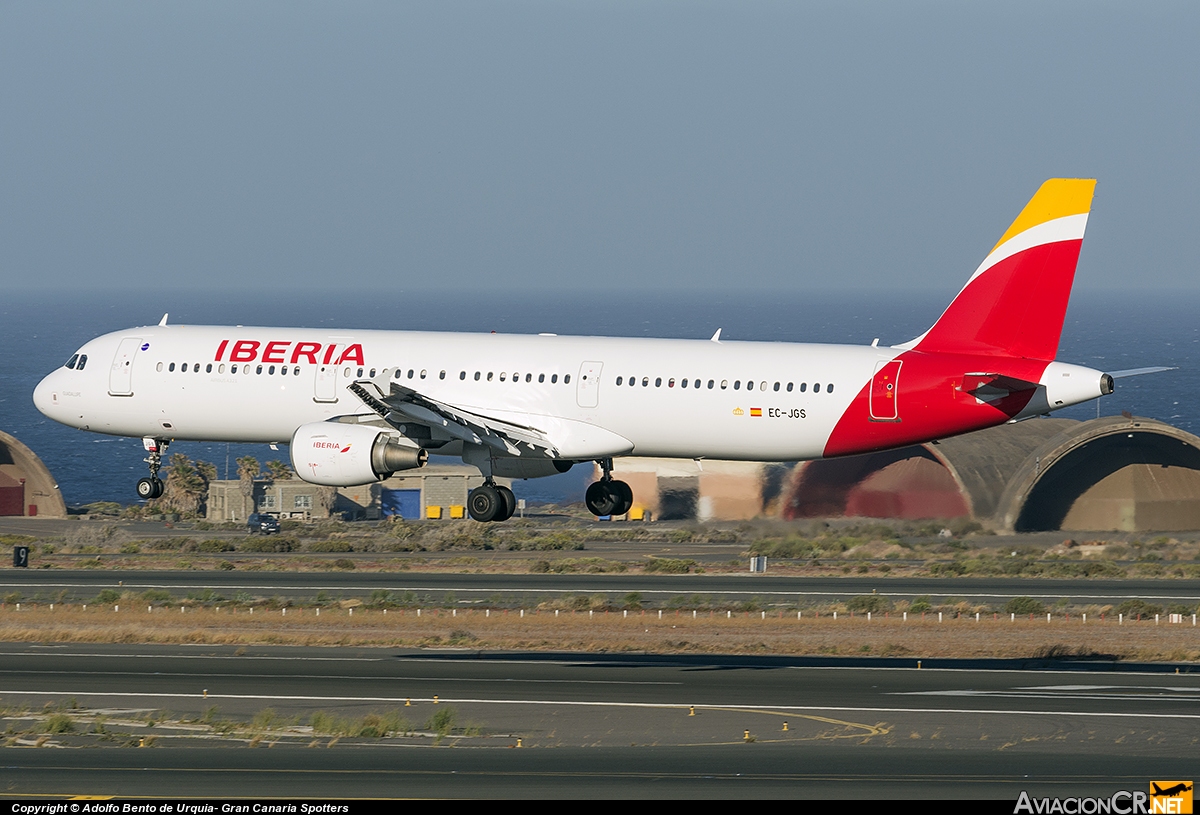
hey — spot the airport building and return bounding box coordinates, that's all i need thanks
[0,430,67,518]
[205,464,495,522]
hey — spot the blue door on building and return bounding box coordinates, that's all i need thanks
[381,488,421,520]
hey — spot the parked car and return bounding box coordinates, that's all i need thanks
[247,513,280,535]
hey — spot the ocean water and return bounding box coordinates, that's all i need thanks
[1,287,1195,507]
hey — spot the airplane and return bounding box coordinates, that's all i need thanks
[33,178,1157,522]
[1152,783,1193,798]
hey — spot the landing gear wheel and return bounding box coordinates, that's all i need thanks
[609,480,633,516]
[136,478,157,500]
[496,486,517,521]
[151,478,164,499]
[468,485,501,522]
[586,481,618,517]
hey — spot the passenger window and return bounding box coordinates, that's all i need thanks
[257,365,264,375]
[800,383,807,392]
[474,372,481,381]
[231,365,238,374]
[525,373,532,383]
[668,378,675,388]
[680,378,687,388]
[220,364,226,374]
[357,368,364,378]
[206,364,213,373]
[369,368,376,378]
[720,380,727,390]
[281,366,288,376]
[420,369,427,379]
[773,381,780,392]
[538,374,545,383]
[77,355,87,370]
[440,371,446,380]
[564,374,571,384]
[344,367,351,378]
[394,370,402,379]
[733,381,740,390]
[746,380,754,390]
[460,371,466,380]
[616,376,623,385]
[641,377,648,387]
[268,365,276,375]
[814,383,821,393]
[499,372,507,382]
[66,354,79,370]
[169,363,176,372]
[193,363,200,372]
[760,381,767,391]
[654,377,662,387]
[487,372,493,381]
[693,379,700,389]
[707,380,714,389]
[156,362,163,372]
[828,383,835,393]
[787,383,793,392]
[551,374,558,384]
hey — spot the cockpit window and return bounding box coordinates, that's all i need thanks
[65,354,79,370]
[77,354,88,370]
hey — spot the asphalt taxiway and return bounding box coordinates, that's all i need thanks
[1,643,1196,798]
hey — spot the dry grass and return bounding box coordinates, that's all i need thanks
[1,605,1198,661]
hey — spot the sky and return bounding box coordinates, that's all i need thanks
[2,1,1198,296]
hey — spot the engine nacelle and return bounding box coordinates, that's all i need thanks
[290,422,427,486]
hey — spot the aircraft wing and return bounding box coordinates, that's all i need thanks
[347,380,559,458]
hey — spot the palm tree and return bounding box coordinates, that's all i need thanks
[236,456,260,519]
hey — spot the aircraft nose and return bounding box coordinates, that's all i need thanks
[32,371,61,418]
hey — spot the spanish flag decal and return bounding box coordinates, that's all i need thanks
[750,408,762,417]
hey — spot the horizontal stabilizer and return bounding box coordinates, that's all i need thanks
[1108,366,1176,378]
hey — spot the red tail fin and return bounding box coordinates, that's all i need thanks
[908,179,1096,361]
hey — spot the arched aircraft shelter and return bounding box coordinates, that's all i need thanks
[0,430,67,518]
[783,417,1200,532]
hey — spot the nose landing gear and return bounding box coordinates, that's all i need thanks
[136,437,169,500]
[586,458,633,517]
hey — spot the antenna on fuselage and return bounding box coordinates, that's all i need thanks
[158,313,169,326]
[710,328,722,343]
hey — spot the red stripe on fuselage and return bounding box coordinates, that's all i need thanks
[822,351,1049,458]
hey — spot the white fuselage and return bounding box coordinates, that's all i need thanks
[33,325,888,463]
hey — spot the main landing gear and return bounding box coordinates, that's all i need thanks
[136,437,168,500]
[467,480,517,523]
[586,458,633,518]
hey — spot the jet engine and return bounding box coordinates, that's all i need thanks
[290,422,427,486]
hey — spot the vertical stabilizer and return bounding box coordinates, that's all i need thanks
[907,179,1096,361]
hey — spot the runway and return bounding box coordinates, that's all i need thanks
[1,643,1197,798]
[4,569,1200,605]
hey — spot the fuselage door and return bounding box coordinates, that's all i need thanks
[577,361,603,409]
[314,347,343,403]
[108,337,143,396]
[869,359,902,421]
